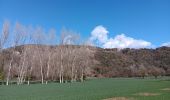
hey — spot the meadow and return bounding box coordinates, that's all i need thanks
[0,77,170,100]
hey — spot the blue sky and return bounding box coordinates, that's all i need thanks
[0,0,170,48]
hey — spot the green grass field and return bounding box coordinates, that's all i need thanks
[0,78,170,100]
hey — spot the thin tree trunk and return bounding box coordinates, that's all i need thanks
[6,57,13,85]
[37,46,44,84]
[27,80,30,85]
[20,69,26,84]
[27,62,33,85]
[46,55,51,84]
[71,57,75,82]
[60,48,63,83]
[81,68,84,82]
[61,73,64,83]
[59,70,62,83]
[74,70,77,81]
[71,65,74,82]
[40,58,44,84]
[17,49,27,85]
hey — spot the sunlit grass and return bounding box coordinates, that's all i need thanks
[0,77,170,100]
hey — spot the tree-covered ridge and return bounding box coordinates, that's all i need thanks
[0,45,170,85]
[94,46,170,78]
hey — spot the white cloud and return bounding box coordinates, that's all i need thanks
[103,34,151,48]
[90,25,152,49]
[90,25,108,44]
[161,42,170,47]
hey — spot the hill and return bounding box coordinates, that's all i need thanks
[0,45,170,84]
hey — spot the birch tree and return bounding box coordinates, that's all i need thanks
[59,28,79,83]
[0,21,10,85]
[0,21,10,50]
[45,29,56,84]
[11,22,27,84]
[33,26,46,84]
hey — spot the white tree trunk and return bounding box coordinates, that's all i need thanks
[59,71,62,83]
[46,55,51,84]
[27,80,30,85]
[71,56,75,82]
[60,48,63,83]
[40,59,44,84]
[37,46,44,84]
[81,69,84,82]
[17,48,27,85]
[6,57,13,85]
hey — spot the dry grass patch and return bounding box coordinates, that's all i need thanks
[134,92,160,96]
[161,88,170,91]
[103,97,134,100]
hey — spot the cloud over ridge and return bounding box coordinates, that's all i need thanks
[161,42,170,47]
[90,25,152,49]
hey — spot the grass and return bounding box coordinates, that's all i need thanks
[0,77,170,100]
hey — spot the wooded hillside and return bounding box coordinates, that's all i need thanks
[94,46,170,78]
[0,45,170,85]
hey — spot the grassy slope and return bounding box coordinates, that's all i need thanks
[0,78,170,100]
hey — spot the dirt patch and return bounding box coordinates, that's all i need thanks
[103,97,134,100]
[161,88,170,91]
[134,92,160,96]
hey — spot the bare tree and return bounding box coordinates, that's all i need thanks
[0,20,10,50]
[6,22,27,85]
[0,21,10,85]
[0,21,10,84]
[10,22,27,85]
[1,22,96,85]
[45,29,56,84]
[25,45,34,85]
[59,28,80,83]
[33,26,46,84]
